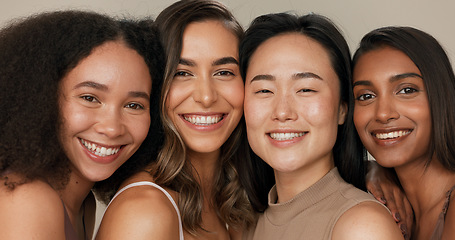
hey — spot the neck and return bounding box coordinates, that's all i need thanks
[274,154,334,203]
[59,170,94,221]
[395,156,455,221]
[187,149,220,196]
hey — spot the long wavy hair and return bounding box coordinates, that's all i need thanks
[239,12,367,211]
[0,11,164,197]
[152,0,255,234]
[353,26,455,171]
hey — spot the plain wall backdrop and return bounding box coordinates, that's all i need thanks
[1,0,454,60]
[1,0,453,237]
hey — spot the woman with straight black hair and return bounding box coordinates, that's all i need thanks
[239,12,402,239]
[353,26,455,240]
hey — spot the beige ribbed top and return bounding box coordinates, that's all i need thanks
[243,168,384,240]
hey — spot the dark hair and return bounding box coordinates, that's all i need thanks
[239,12,366,211]
[0,11,164,199]
[153,0,254,234]
[353,26,455,171]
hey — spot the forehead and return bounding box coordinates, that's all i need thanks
[353,46,420,80]
[181,20,239,56]
[247,33,338,83]
[60,41,151,92]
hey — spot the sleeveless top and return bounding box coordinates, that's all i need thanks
[104,181,184,240]
[430,185,455,240]
[64,203,79,240]
[63,198,90,240]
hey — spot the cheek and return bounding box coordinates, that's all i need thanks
[130,115,151,144]
[222,79,244,110]
[60,102,93,137]
[303,97,338,124]
[353,105,367,132]
[166,82,190,112]
[244,95,264,130]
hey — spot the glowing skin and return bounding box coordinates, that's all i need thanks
[353,46,432,169]
[59,41,152,183]
[165,20,244,155]
[244,33,346,201]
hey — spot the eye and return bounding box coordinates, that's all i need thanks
[398,87,418,94]
[356,93,375,101]
[255,89,272,94]
[214,70,235,76]
[297,88,316,93]
[125,103,145,110]
[174,71,192,77]
[80,95,99,103]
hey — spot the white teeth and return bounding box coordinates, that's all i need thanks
[80,139,120,157]
[269,132,304,141]
[375,130,411,140]
[184,115,222,126]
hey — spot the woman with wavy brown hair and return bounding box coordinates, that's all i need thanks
[96,1,255,239]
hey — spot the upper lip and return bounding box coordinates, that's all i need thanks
[370,127,413,135]
[180,112,226,116]
[79,138,124,149]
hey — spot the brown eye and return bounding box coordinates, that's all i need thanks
[398,87,418,94]
[81,95,99,103]
[356,93,374,101]
[125,103,144,110]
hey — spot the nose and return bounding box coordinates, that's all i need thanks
[94,108,126,138]
[192,75,217,107]
[272,93,297,122]
[375,96,399,123]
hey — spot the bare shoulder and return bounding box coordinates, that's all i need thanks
[96,181,180,240]
[332,201,403,240]
[0,179,65,239]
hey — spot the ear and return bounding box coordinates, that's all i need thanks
[337,102,347,125]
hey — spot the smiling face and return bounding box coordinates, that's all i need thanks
[244,33,346,177]
[165,20,244,156]
[59,41,152,183]
[353,46,432,168]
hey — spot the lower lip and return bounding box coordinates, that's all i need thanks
[180,115,226,132]
[267,133,306,147]
[80,140,123,164]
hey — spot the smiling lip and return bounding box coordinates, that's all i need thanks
[180,113,226,131]
[371,129,412,146]
[79,138,124,164]
[267,130,307,147]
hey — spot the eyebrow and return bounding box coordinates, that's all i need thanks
[128,91,150,101]
[353,72,423,87]
[178,58,196,67]
[178,56,239,67]
[73,81,108,91]
[250,71,323,83]
[73,81,150,101]
[390,72,423,82]
[213,57,239,66]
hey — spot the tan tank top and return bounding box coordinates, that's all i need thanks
[429,185,455,240]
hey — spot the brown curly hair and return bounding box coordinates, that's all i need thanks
[0,10,164,197]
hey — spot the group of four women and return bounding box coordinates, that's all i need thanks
[1,0,454,239]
